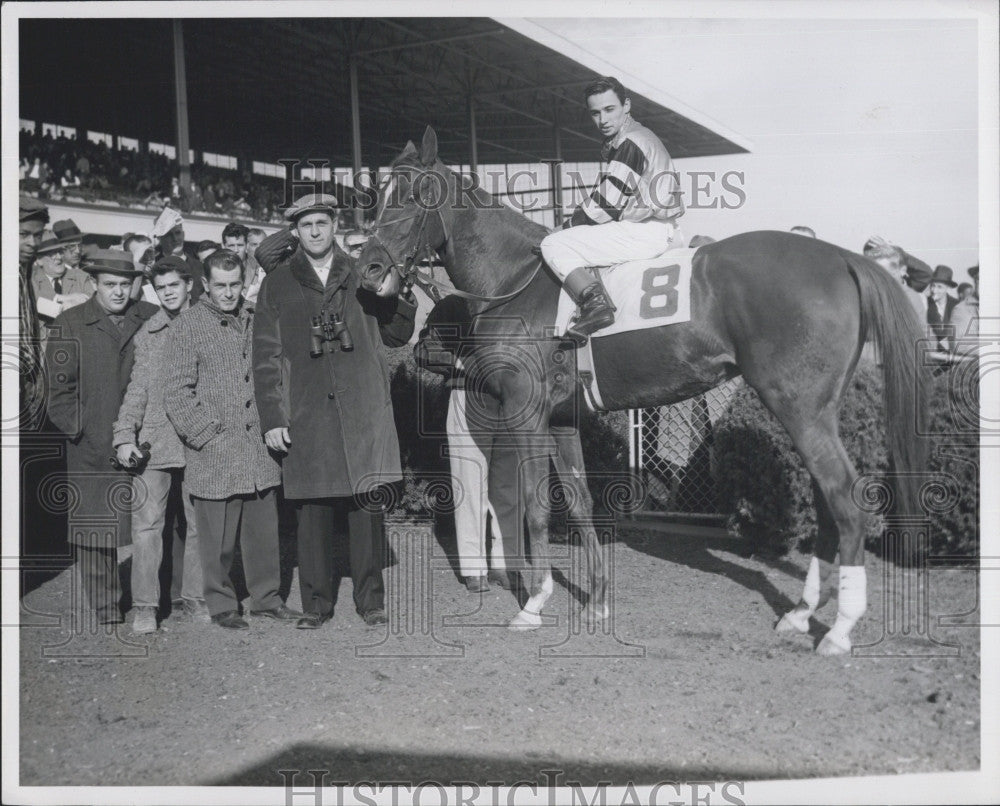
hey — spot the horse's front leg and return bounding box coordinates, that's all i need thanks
[507,443,556,632]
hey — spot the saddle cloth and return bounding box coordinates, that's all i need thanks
[554,247,697,340]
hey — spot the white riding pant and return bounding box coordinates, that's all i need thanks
[447,389,506,578]
[540,219,682,281]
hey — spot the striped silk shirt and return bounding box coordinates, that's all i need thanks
[566,114,685,228]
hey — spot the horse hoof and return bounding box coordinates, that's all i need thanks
[775,611,810,635]
[816,632,851,656]
[508,611,542,632]
[585,604,609,624]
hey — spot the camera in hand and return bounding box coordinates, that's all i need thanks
[109,442,152,473]
[310,310,354,357]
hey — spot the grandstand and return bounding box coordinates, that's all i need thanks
[19,17,749,240]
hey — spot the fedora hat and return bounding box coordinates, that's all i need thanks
[930,265,957,287]
[283,193,338,222]
[35,229,64,255]
[52,219,83,245]
[81,248,143,277]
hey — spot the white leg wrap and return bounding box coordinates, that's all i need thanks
[801,556,821,611]
[775,556,821,635]
[508,572,553,632]
[819,565,867,654]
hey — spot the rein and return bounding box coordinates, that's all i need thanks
[366,168,545,305]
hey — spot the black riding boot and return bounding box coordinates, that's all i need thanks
[564,267,615,340]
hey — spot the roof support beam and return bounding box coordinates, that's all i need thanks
[356,29,505,56]
[350,52,364,228]
[172,20,191,192]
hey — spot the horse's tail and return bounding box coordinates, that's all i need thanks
[844,252,929,515]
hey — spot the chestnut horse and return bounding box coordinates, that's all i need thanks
[359,127,926,655]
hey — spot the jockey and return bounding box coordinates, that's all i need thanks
[541,76,685,340]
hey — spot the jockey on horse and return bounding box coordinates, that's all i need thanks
[541,76,686,341]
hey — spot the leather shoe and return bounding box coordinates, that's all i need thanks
[361,608,387,626]
[487,570,512,590]
[250,604,303,622]
[211,611,249,630]
[295,612,331,630]
[465,576,490,593]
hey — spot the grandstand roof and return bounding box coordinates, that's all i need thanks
[20,17,749,167]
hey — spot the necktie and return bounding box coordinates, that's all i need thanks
[53,277,63,295]
[927,299,941,326]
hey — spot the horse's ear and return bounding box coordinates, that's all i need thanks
[401,140,417,158]
[420,126,438,166]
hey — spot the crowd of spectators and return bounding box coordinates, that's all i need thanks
[19,128,287,222]
[19,194,401,635]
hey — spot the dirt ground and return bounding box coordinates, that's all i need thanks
[17,522,981,788]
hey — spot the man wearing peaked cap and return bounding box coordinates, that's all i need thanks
[282,192,339,222]
[45,246,158,626]
[253,191,416,629]
[863,235,929,320]
[950,266,979,359]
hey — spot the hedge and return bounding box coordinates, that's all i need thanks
[713,359,979,558]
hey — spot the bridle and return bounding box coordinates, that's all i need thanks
[364,167,543,305]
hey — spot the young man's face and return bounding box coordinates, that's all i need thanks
[294,212,337,259]
[873,253,906,284]
[587,89,631,140]
[19,220,45,263]
[345,233,368,258]
[153,270,193,313]
[222,235,247,260]
[93,273,134,315]
[246,233,264,257]
[204,265,243,313]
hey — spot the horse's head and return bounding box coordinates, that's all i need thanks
[358,126,453,297]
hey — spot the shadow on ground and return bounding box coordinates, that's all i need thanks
[210,743,787,787]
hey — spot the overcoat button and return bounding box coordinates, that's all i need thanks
[221,320,228,327]
[327,392,336,400]
[245,400,252,408]
[245,423,252,431]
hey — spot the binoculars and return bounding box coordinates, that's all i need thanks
[109,442,152,473]
[310,311,354,356]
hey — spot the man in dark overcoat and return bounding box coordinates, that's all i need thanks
[253,194,417,628]
[45,249,158,624]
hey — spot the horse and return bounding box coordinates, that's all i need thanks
[357,126,927,655]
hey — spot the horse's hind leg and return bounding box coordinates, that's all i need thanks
[775,478,838,635]
[551,428,608,623]
[763,404,868,655]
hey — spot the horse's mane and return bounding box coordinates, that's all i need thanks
[389,154,549,242]
[387,154,550,274]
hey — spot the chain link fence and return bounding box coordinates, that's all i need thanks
[629,378,743,519]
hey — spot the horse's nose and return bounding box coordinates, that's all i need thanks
[359,261,389,291]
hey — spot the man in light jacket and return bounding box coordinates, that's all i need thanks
[113,256,207,634]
